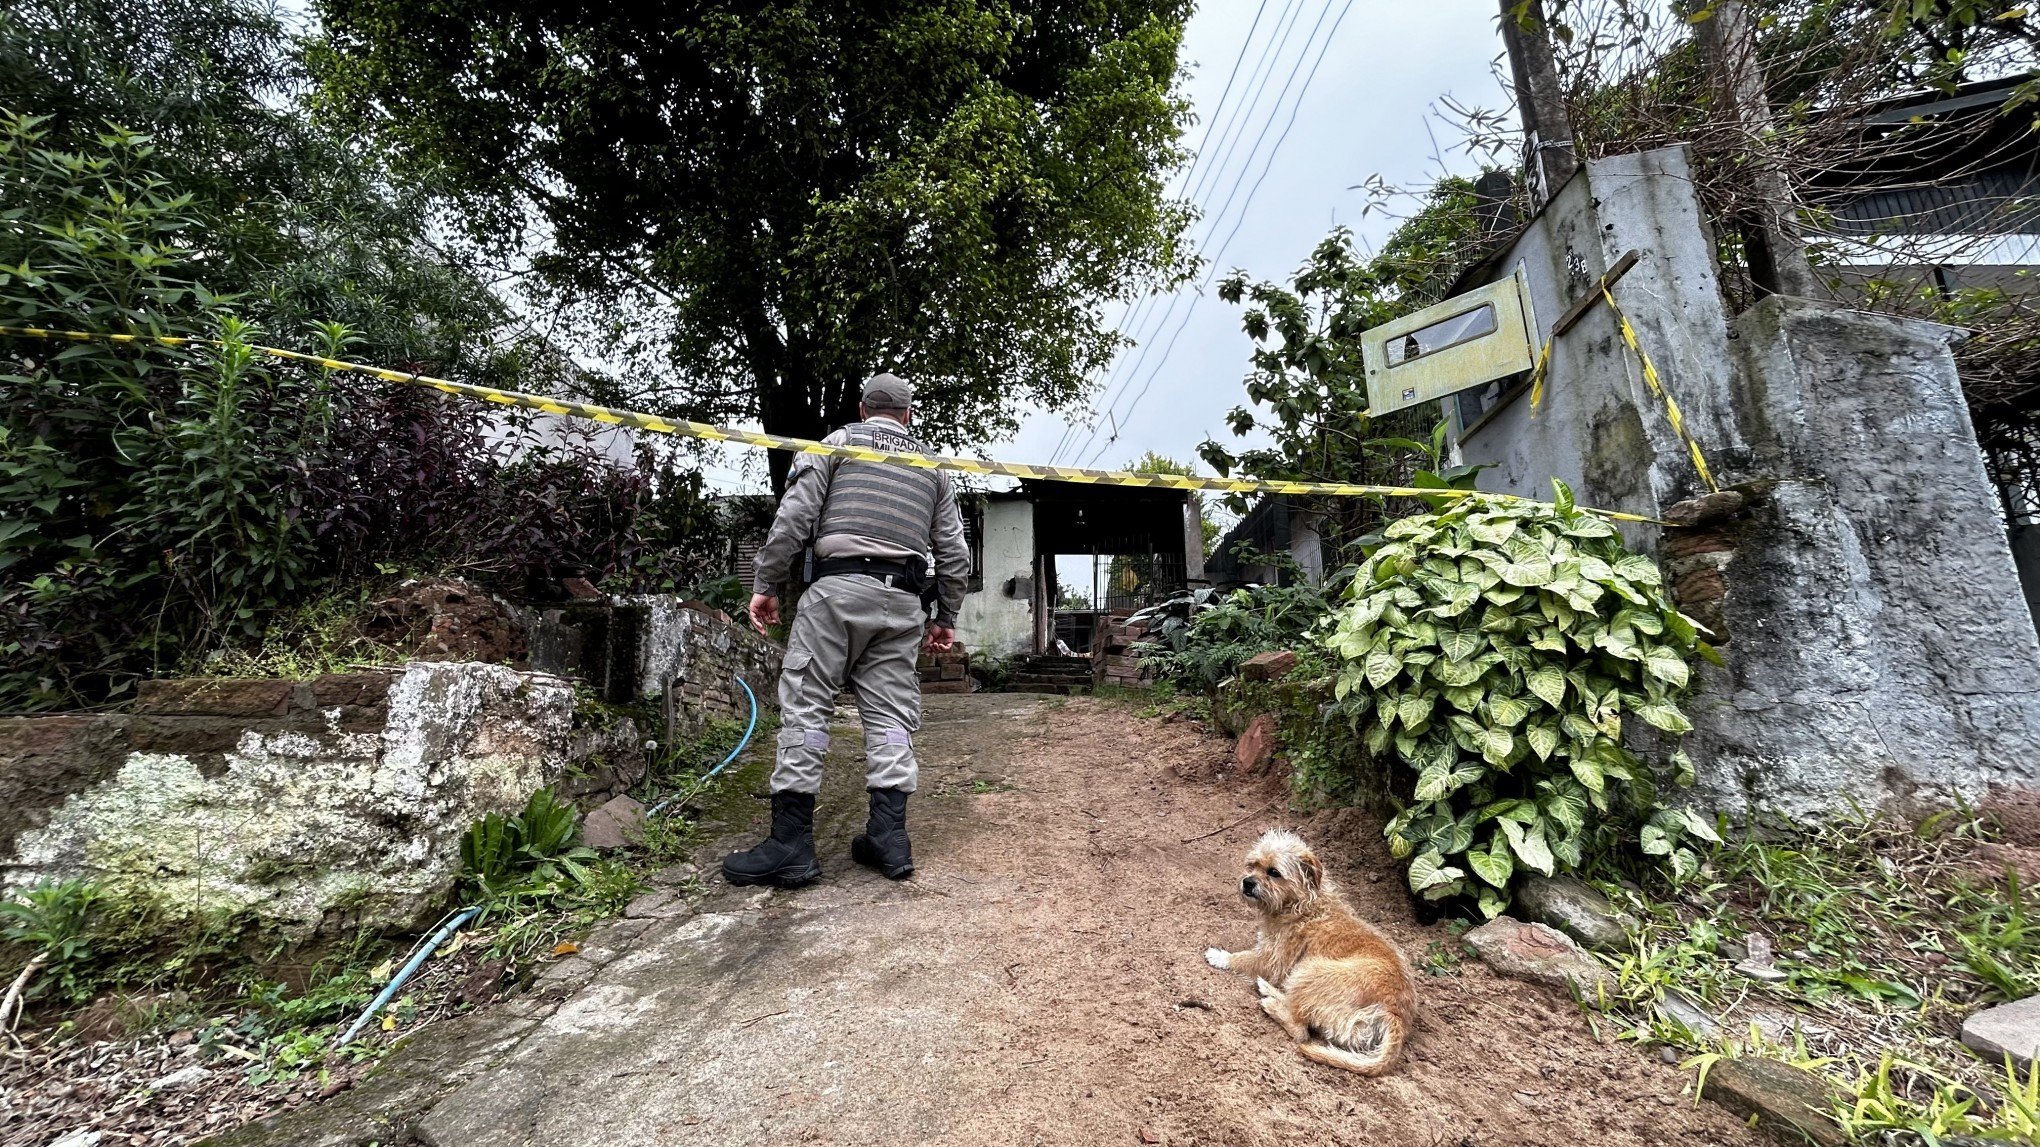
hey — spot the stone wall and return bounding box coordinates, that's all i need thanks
[631,597,784,727]
[529,595,783,732]
[1683,299,2040,818]
[0,591,776,942]
[0,664,609,939]
[1450,146,2040,819]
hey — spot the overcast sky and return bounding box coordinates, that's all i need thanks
[994,0,1514,482]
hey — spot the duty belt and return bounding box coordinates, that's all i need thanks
[812,556,929,590]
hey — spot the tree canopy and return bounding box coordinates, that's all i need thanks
[310,0,1199,488]
[0,0,722,708]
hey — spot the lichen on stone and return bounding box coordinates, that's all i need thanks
[4,662,576,939]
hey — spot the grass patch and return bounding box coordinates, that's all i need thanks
[190,579,408,678]
[1122,678,1212,724]
[1590,812,2040,1142]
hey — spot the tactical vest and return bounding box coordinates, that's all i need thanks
[816,420,941,552]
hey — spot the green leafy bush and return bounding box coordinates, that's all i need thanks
[1136,583,1334,691]
[0,113,729,708]
[1321,481,1718,918]
[0,877,101,1005]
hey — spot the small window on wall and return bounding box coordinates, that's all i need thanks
[1385,303,1498,367]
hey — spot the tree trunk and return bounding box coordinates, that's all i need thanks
[747,314,874,496]
[1498,0,1579,208]
[1691,0,1818,299]
[759,375,822,496]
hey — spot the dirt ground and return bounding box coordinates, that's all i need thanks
[315,692,1766,1147]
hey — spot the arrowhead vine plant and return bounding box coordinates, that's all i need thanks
[1320,480,1719,918]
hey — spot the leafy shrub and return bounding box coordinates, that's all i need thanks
[1136,583,1334,690]
[459,788,601,903]
[1321,481,1718,918]
[0,877,101,1005]
[0,115,729,708]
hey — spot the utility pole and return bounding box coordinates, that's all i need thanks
[1691,0,1818,298]
[1497,0,1579,209]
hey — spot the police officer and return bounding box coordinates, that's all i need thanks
[725,373,971,886]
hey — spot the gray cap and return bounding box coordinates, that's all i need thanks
[861,372,912,410]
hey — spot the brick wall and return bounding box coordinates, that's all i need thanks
[650,599,785,727]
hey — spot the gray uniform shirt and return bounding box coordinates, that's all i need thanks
[751,415,973,625]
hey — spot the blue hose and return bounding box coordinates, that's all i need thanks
[337,904,481,1047]
[646,674,757,817]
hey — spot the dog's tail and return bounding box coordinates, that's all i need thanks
[1299,1006,1408,1076]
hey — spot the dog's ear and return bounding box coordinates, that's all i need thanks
[1297,850,1324,890]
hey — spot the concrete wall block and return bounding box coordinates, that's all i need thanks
[1456,150,2040,821]
[3,662,579,940]
[1682,300,2040,816]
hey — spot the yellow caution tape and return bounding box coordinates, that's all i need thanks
[1600,287,1718,493]
[1526,333,1555,411]
[1521,285,1718,495]
[0,325,1666,523]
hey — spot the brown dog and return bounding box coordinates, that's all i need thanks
[1203,829,1418,1075]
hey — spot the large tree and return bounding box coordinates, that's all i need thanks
[310,1,1198,489]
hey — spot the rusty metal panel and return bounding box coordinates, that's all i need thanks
[1362,267,1539,416]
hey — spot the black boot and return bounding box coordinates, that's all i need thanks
[850,787,914,879]
[722,790,821,887]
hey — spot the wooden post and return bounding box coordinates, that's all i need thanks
[1691,0,1819,298]
[1498,0,1579,208]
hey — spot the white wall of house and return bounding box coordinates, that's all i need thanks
[957,499,1035,658]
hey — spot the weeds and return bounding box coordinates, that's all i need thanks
[1,878,101,1009]
[456,787,641,962]
[1127,679,1212,724]
[192,580,407,678]
[1420,939,1463,977]
[1598,812,2040,1142]
[1837,1053,2040,1144]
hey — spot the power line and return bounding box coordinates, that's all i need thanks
[1184,0,1310,210]
[1062,0,1316,467]
[1074,0,1348,468]
[1062,0,1307,464]
[1082,0,1358,469]
[1050,1,1279,465]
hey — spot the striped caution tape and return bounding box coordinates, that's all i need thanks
[1522,285,1718,495]
[0,325,1667,523]
[1526,333,1555,411]
[1600,287,1718,493]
